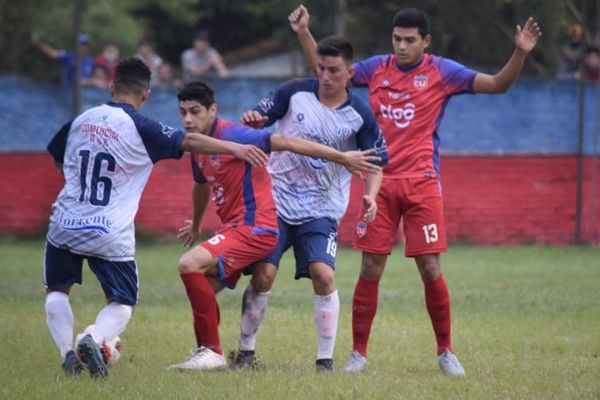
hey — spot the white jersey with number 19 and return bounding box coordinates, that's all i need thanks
[46,101,184,261]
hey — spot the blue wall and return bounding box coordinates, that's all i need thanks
[1,76,598,154]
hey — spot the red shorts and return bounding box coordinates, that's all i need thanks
[352,177,447,257]
[200,225,278,288]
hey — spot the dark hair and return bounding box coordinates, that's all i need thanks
[317,36,353,63]
[113,57,151,95]
[177,81,216,108]
[194,31,210,43]
[392,9,430,37]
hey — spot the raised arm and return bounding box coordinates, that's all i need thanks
[32,34,61,59]
[473,17,542,94]
[270,133,381,175]
[289,5,319,76]
[182,132,268,167]
[178,182,210,247]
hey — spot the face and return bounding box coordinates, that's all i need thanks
[194,39,209,53]
[316,55,353,98]
[392,27,431,67]
[179,100,216,135]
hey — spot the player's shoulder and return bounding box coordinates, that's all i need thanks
[278,77,318,94]
[347,91,375,120]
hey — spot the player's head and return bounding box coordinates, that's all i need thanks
[177,81,218,135]
[391,9,431,67]
[316,36,354,98]
[110,57,151,107]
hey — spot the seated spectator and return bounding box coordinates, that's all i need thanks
[181,31,229,82]
[32,32,95,85]
[580,47,600,82]
[95,41,120,81]
[134,39,163,84]
[557,24,583,80]
[83,65,109,89]
[152,63,181,90]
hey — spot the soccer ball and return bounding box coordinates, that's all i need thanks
[75,325,122,368]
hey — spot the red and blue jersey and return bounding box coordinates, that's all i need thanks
[190,118,278,230]
[352,53,476,178]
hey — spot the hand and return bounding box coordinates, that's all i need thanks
[361,195,378,223]
[341,148,382,176]
[240,110,268,128]
[231,143,269,167]
[177,219,200,247]
[515,17,542,54]
[289,5,310,33]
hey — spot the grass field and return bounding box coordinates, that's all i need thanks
[1,239,599,399]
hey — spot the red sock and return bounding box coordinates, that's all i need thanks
[352,276,380,357]
[180,272,223,355]
[423,273,453,355]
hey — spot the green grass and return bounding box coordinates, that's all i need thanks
[1,239,599,399]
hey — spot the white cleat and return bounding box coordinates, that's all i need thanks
[343,350,368,373]
[168,347,227,371]
[438,349,465,376]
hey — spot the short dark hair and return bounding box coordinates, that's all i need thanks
[317,36,353,63]
[392,9,430,37]
[113,57,151,95]
[177,81,216,108]
[194,31,210,43]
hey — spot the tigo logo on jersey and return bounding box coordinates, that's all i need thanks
[413,75,429,90]
[380,103,415,128]
[356,221,368,238]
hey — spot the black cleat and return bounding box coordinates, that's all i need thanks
[77,334,108,379]
[228,350,259,370]
[62,350,85,375]
[316,358,334,373]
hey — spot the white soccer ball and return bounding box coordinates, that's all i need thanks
[75,325,122,368]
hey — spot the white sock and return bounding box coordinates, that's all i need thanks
[239,284,270,351]
[90,302,133,344]
[45,292,74,360]
[314,290,339,360]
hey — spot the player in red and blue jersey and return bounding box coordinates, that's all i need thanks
[168,82,381,371]
[289,5,541,375]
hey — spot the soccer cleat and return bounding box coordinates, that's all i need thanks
[168,347,227,371]
[228,349,258,370]
[438,348,466,376]
[316,358,334,373]
[76,334,108,378]
[343,350,368,373]
[62,350,85,375]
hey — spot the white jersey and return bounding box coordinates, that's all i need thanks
[46,101,184,261]
[255,78,388,225]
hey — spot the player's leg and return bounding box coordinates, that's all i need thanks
[295,218,339,372]
[233,219,289,369]
[346,181,400,372]
[404,178,464,376]
[43,241,85,375]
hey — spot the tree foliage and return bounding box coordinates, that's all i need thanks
[0,0,597,79]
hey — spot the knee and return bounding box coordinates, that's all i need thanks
[360,253,386,279]
[311,268,336,294]
[416,255,441,281]
[178,253,200,274]
[251,264,277,292]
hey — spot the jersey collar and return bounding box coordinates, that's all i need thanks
[208,117,219,137]
[395,54,425,73]
[106,100,136,112]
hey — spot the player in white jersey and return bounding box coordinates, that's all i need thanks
[43,58,269,378]
[229,37,388,372]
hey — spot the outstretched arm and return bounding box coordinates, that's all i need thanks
[182,132,268,167]
[473,17,542,93]
[289,5,319,76]
[178,182,210,247]
[270,134,381,175]
[31,34,60,59]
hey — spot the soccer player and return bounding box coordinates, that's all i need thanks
[288,5,542,375]
[167,81,382,371]
[44,57,270,378]
[229,36,388,373]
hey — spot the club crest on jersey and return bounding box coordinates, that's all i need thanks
[356,221,368,238]
[413,75,429,90]
[209,154,221,169]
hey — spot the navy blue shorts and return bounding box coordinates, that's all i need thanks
[264,217,338,280]
[43,241,139,305]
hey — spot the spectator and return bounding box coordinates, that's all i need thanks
[32,32,96,85]
[580,46,600,82]
[134,40,163,84]
[181,31,229,82]
[152,63,181,90]
[95,41,120,81]
[82,65,109,89]
[557,24,584,80]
